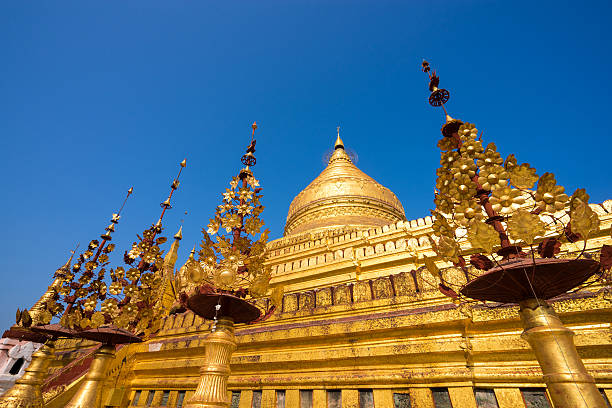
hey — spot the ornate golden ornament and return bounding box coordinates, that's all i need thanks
[570,201,600,240]
[451,157,477,178]
[432,211,455,237]
[507,209,546,245]
[509,163,539,189]
[213,263,239,289]
[476,143,503,168]
[477,165,508,191]
[458,122,478,141]
[207,218,220,235]
[490,186,526,215]
[459,138,484,158]
[432,235,461,263]
[569,188,590,212]
[449,174,477,202]
[454,199,484,227]
[434,193,454,213]
[535,172,569,212]
[440,151,460,168]
[504,153,517,170]
[186,257,205,284]
[467,221,500,254]
[437,136,458,151]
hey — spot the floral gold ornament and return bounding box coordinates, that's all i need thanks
[432,235,461,263]
[449,174,477,202]
[509,163,539,189]
[179,123,282,408]
[489,186,525,215]
[570,201,600,240]
[431,211,455,237]
[467,221,499,254]
[476,143,503,168]
[535,172,569,212]
[507,209,546,245]
[477,165,508,191]
[421,60,609,408]
[569,188,590,212]
[454,199,484,227]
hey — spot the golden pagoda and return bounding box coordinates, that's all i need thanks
[2,116,612,407]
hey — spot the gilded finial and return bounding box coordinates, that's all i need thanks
[421,59,450,109]
[180,159,187,168]
[174,226,183,240]
[335,126,344,150]
[242,123,258,168]
[422,60,462,137]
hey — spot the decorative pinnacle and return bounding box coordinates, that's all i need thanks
[421,59,450,110]
[241,123,258,168]
[101,187,134,241]
[158,159,188,224]
[174,226,183,240]
[335,126,344,150]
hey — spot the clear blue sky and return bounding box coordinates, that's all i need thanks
[1,1,610,330]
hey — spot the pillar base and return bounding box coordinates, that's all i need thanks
[185,318,236,408]
[0,340,54,408]
[519,299,607,408]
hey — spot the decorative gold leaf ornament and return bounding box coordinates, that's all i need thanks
[509,163,539,189]
[460,138,484,158]
[434,193,454,213]
[432,235,461,263]
[451,157,477,178]
[570,201,600,239]
[476,143,503,168]
[489,186,526,215]
[507,209,546,245]
[449,174,477,202]
[467,221,500,254]
[454,200,484,227]
[440,151,460,168]
[535,172,569,212]
[458,122,478,141]
[569,188,590,212]
[504,154,517,170]
[432,211,455,237]
[436,169,453,193]
[437,136,458,151]
[477,165,508,191]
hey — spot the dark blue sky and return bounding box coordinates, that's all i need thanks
[1,1,610,330]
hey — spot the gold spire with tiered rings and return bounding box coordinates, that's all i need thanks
[284,131,406,236]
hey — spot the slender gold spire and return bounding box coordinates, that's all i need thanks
[163,226,183,271]
[155,225,184,312]
[174,225,183,240]
[335,126,344,150]
[29,249,76,325]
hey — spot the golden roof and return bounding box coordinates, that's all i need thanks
[284,135,406,236]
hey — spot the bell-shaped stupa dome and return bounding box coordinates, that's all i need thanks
[284,133,406,236]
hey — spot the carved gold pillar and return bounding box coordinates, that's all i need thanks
[65,344,115,408]
[519,299,606,408]
[185,317,237,408]
[0,340,54,408]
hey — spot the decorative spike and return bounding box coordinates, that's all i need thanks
[335,126,344,150]
[180,159,187,168]
[174,226,183,240]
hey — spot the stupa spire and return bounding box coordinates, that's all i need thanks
[335,126,344,150]
[28,248,77,325]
